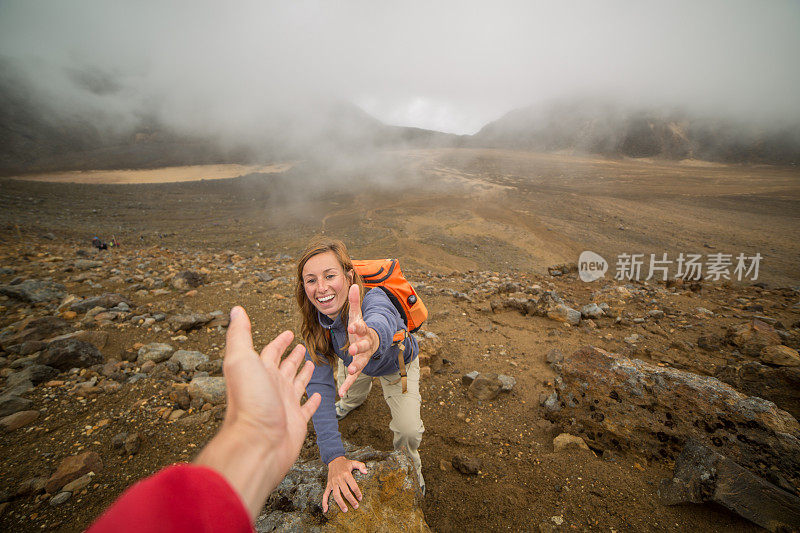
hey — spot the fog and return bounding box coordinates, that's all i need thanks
[1,0,798,146]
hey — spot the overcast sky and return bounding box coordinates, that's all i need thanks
[1,0,799,135]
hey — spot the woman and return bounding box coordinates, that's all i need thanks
[296,237,424,514]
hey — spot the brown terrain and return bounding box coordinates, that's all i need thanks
[0,148,799,532]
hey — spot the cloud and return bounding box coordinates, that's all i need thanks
[1,0,798,136]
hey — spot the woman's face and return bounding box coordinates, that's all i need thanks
[302,251,352,319]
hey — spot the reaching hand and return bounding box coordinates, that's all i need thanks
[338,284,379,398]
[195,306,321,519]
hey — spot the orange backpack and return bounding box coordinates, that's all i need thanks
[352,259,427,333]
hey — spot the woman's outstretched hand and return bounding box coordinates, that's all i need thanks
[338,284,379,398]
[324,456,368,513]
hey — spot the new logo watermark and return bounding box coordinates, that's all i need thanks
[578,251,762,282]
[579,250,608,282]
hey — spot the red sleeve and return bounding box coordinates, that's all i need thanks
[87,463,252,533]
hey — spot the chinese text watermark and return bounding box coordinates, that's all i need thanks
[579,251,762,282]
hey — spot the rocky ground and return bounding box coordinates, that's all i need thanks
[1,149,799,531]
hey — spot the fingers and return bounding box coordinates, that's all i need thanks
[322,486,331,513]
[292,358,314,398]
[301,392,321,421]
[345,475,363,502]
[348,318,368,337]
[348,338,372,357]
[347,284,362,323]
[277,342,305,381]
[333,487,349,513]
[341,479,360,510]
[338,372,359,398]
[353,460,368,474]
[225,306,255,362]
[259,330,294,366]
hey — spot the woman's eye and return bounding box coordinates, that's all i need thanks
[326,274,335,279]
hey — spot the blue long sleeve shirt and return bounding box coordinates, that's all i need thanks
[304,287,419,465]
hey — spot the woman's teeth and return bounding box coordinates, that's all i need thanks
[317,295,334,303]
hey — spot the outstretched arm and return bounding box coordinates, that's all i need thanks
[195,306,321,520]
[338,284,380,398]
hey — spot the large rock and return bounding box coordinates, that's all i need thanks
[256,445,428,532]
[1,410,39,432]
[545,346,800,493]
[0,395,32,417]
[728,319,781,357]
[0,316,71,349]
[468,373,503,401]
[171,271,206,291]
[5,365,58,389]
[39,339,103,370]
[188,376,226,405]
[137,343,174,364]
[45,452,103,494]
[0,280,66,303]
[169,313,214,332]
[70,293,131,314]
[761,345,800,367]
[716,361,800,420]
[659,439,800,532]
[169,350,209,372]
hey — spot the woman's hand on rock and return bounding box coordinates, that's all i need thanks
[323,456,367,513]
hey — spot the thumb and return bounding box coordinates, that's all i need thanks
[348,284,362,322]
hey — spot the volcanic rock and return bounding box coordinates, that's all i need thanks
[728,319,781,357]
[761,345,800,367]
[45,451,103,494]
[169,350,209,372]
[659,438,800,532]
[137,343,174,364]
[188,376,226,405]
[468,373,503,401]
[545,345,800,492]
[171,270,206,291]
[70,293,131,314]
[39,339,103,370]
[169,313,214,332]
[452,454,480,475]
[1,410,39,432]
[0,280,66,303]
[256,445,428,532]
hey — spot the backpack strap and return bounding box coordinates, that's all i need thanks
[389,330,408,394]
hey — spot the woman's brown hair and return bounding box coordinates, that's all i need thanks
[296,237,364,367]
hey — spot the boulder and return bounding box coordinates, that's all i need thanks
[170,350,209,372]
[580,303,604,319]
[39,339,103,371]
[73,259,103,270]
[45,452,103,494]
[137,343,174,364]
[716,361,800,420]
[1,410,39,431]
[188,376,226,405]
[256,445,428,532]
[728,319,781,357]
[468,373,502,401]
[0,316,71,349]
[169,313,214,332]
[545,345,800,493]
[171,271,206,291]
[0,395,32,417]
[659,439,800,532]
[531,291,580,325]
[70,293,131,314]
[0,280,66,303]
[761,345,800,367]
[553,433,591,453]
[5,365,58,389]
[452,454,480,475]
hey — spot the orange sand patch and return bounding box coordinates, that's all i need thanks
[7,163,294,184]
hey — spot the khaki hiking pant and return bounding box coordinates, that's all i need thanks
[337,357,425,487]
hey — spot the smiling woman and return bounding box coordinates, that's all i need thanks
[295,236,425,514]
